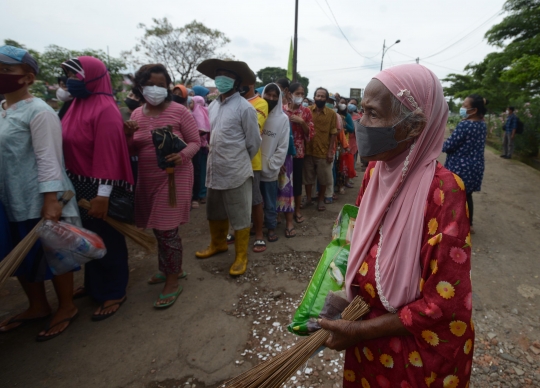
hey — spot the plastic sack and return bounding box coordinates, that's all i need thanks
[331,204,358,244]
[288,205,358,336]
[37,220,107,275]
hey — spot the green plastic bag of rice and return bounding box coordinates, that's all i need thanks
[288,205,358,336]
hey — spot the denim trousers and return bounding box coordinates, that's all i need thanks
[260,180,278,230]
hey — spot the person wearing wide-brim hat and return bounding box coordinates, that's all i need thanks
[194,58,261,276]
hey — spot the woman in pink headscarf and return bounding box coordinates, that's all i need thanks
[191,95,211,207]
[320,64,474,388]
[61,56,134,321]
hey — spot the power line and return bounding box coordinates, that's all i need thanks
[421,10,501,60]
[314,0,333,23]
[428,40,485,64]
[323,0,379,59]
[421,60,462,72]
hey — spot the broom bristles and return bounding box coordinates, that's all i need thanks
[78,199,155,251]
[222,296,370,388]
[0,191,75,288]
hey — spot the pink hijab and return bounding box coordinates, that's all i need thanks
[345,64,448,312]
[62,56,133,186]
[191,96,210,132]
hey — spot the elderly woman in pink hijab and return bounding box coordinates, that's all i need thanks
[191,95,211,207]
[320,64,474,388]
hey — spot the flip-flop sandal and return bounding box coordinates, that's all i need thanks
[226,234,235,245]
[0,314,51,333]
[191,201,200,209]
[147,271,188,285]
[199,198,206,204]
[324,198,333,204]
[253,240,266,253]
[91,296,127,322]
[285,228,296,238]
[36,313,79,342]
[345,182,354,188]
[73,286,88,299]
[267,233,279,243]
[318,202,326,212]
[293,214,304,224]
[153,286,183,309]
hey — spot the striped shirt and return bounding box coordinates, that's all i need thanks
[130,103,200,230]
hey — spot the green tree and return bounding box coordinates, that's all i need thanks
[123,18,230,84]
[3,39,126,91]
[443,0,540,157]
[255,67,310,96]
[444,0,540,110]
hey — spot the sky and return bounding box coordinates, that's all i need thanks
[1,0,507,96]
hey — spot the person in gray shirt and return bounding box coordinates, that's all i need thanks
[195,59,261,276]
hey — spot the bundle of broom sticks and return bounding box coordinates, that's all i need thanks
[222,295,370,388]
[166,167,177,207]
[78,199,155,251]
[0,191,74,288]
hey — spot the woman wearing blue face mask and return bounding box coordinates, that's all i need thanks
[127,64,200,308]
[61,56,134,321]
[442,94,488,234]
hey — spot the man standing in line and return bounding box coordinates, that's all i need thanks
[502,106,517,159]
[195,59,261,276]
[241,84,268,252]
[304,87,337,212]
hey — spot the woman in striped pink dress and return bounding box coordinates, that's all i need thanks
[126,64,200,308]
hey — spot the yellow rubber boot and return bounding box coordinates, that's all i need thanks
[229,227,250,276]
[195,219,229,259]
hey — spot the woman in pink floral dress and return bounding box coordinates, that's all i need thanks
[320,64,474,388]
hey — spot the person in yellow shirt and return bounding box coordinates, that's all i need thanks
[245,85,268,251]
[226,85,268,252]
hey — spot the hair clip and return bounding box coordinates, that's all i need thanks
[397,89,419,111]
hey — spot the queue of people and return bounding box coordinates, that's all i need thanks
[0,46,364,340]
[0,44,480,388]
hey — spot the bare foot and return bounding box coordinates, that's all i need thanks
[0,308,51,332]
[37,306,78,338]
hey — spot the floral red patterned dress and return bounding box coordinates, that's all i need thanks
[344,162,474,388]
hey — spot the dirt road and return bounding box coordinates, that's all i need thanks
[1,146,539,388]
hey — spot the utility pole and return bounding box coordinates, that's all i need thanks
[380,39,401,71]
[293,0,299,82]
[380,40,386,71]
[416,57,419,64]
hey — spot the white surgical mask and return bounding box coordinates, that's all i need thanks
[142,85,168,106]
[56,87,72,102]
[292,96,303,105]
[338,103,346,111]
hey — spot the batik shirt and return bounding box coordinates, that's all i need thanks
[345,162,474,388]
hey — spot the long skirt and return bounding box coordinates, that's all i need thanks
[69,175,130,302]
[276,155,294,213]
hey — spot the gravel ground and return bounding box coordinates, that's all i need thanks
[159,248,540,388]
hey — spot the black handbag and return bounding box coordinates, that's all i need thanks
[107,196,134,224]
[151,126,187,169]
[151,126,187,207]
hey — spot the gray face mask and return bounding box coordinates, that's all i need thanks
[355,113,413,157]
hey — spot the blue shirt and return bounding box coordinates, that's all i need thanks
[442,120,487,193]
[0,98,79,222]
[504,113,517,133]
